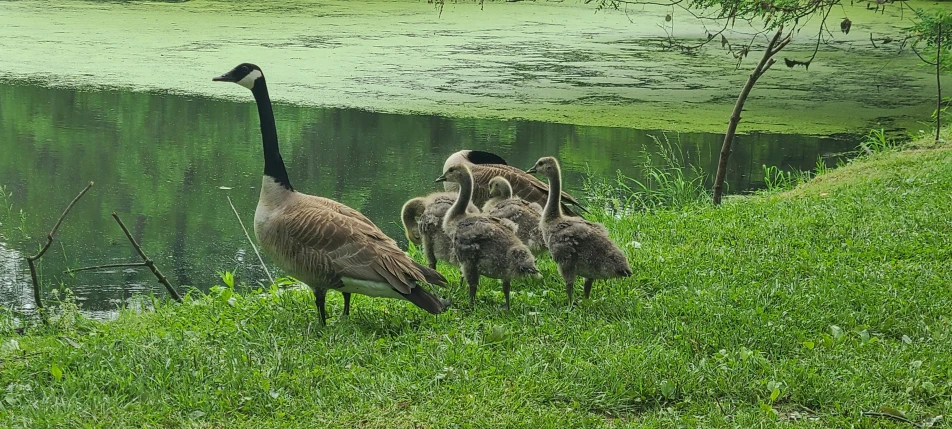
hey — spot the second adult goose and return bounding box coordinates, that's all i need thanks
[213,63,450,325]
[401,192,478,269]
[437,164,539,310]
[527,156,632,304]
[442,150,586,215]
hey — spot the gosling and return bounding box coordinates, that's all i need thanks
[483,176,546,255]
[401,192,479,269]
[527,156,632,304]
[437,164,540,309]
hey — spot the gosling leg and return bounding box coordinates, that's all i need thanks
[462,264,480,308]
[557,264,576,306]
[502,280,511,310]
[583,278,595,300]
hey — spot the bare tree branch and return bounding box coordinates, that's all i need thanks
[26,181,94,310]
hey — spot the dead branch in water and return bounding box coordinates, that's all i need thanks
[66,262,148,274]
[26,181,94,311]
[110,212,182,302]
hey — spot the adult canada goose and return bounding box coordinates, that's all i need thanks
[483,177,546,255]
[527,157,632,304]
[213,63,450,325]
[437,164,539,310]
[401,192,479,269]
[442,150,586,215]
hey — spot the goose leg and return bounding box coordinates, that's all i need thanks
[583,278,595,300]
[341,292,352,317]
[557,264,576,306]
[314,288,328,326]
[502,280,511,311]
[462,264,480,308]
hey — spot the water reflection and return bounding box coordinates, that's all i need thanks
[0,82,857,317]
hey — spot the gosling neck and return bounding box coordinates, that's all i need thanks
[447,171,474,222]
[251,78,293,191]
[542,166,563,221]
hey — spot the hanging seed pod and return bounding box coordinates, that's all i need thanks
[665,13,672,22]
[841,18,852,35]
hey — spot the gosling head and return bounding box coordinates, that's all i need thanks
[213,63,264,90]
[526,156,560,177]
[488,176,513,199]
[435,163,472,184]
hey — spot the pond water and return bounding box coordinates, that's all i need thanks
[0,83,856,316]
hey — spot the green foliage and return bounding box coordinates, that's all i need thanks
[584,134,709,214]
[909,9,952,53]
[0,185,27,241]
[860,128,900,154]
[2,143,951,427]
[588,0,840,32]
[761,165,795,192]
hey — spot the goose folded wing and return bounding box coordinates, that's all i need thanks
[474,164,584,209]
[284,205,431,294]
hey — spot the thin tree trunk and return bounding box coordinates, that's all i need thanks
[937,23,942,143]
[712,28,791,205]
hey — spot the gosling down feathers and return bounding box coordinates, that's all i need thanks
[437,164,539,310]
[483,177,546,255]
[527,156,632,304]
[214,63,450,325]
[401,192,479,269]
[442,150,587,216]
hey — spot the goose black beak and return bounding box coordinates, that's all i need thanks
[435,174,447,183]
[212,73,236,83]
[526,167,537,174]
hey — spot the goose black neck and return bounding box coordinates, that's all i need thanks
[543,167,563,221]
[448,172,474,221]
[251,79,293,191]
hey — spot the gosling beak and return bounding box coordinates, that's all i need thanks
[435,174,447,183]
[526,167,537,174]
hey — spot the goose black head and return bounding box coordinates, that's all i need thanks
[442,150,508,173]
[526,156,559,176]
[213,63,264,90]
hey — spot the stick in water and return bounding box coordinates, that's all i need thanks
[226,195,275,286]
[111,212,183,302]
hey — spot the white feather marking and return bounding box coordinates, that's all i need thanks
[237,69,263,89]
[442,150,471,173]
[254,176,292,234]
[339,277,404,299]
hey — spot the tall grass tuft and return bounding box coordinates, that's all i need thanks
[859,128,900,154]
[584,133,709,216]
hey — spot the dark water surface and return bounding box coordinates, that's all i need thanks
[0,83,856,318]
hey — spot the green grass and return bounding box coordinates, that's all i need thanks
[2,138,952,428]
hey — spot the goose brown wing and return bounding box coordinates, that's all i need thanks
[470,164,584,214]
[284,198,445,294]
[304,195,381,231]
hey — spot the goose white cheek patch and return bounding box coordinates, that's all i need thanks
[237,69,263,89]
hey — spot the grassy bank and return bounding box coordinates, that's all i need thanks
[2,138,951,428]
